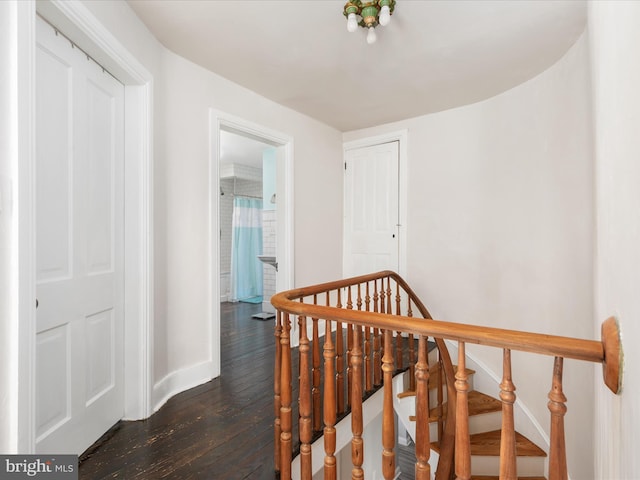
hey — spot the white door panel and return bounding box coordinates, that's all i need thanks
[344,141,400,277]
[35,16,124,455]
[35,43,72,285]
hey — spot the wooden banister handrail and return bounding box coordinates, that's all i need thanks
[272,271,621,389]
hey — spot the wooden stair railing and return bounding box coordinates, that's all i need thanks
[272,271,622,480]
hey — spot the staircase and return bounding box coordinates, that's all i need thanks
[271,270,622,480]
[393,360,547,479]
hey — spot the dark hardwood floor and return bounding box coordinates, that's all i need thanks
[79,302,277,480]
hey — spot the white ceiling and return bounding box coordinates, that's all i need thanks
[127,0,587,132]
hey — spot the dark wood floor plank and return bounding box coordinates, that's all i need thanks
[79,302,277,479]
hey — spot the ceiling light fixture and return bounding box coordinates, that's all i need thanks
[343,0,395,44]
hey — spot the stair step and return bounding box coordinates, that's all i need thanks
[470,430,546,457]
[407,390,501,422]
[397,364,475,398]
[429,363,475,389]
[431,390,501,422]
[430,429,546,457]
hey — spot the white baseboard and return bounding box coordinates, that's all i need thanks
[152,360,216,413]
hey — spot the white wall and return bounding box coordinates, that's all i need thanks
[589,2,640,478]
[344,32,594,479]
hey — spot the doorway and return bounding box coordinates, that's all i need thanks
[219,129,275,311]
[343,131,408,278]
[210,111,294,377]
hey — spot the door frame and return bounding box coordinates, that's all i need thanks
[17,0,153,452]
[209,110,295,376]
[343,130,408,278]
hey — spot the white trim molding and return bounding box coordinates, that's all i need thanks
[16,0,37,454]
[152,361,216,414]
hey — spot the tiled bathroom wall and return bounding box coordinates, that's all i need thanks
[262,209,277,313]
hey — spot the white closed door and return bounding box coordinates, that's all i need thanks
[344,141,399,277]
[35,17,124,455]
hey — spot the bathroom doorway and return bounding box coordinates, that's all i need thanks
[219,129,275,311]
[210,110,294,378]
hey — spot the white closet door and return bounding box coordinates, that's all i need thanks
[344,141,400,277]
[35,16,125,455]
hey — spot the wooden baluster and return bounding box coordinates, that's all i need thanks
[336,288,345,415]
[395,329,404,373]
[381,329,396,480]
[408,334,416,392]
[548,356,568,480]
[373,327,382,387]
[414,335,431,480]
[364,282,372,392]
[365,281,371,312]
[395,281,403,373]
[324,319,337,480]
[351,324,364,480]
[299,315,312,478]
[312,306,322,433]
[455,341,471,480]
[372,282,382,388]
[280,314,293,480]
[386,277,393,315]
[499,349,517,480]
[378,279,385,314]
[407,299,416,392]
[377,278,387,385]
[364,327,372,392]
[437,357,444,445]
[274,311,282,476]
[355,283,362,398]
[347,286,353,410]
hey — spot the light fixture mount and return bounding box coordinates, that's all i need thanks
[343,0,395,44]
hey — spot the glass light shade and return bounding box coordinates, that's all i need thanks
[347,12,358,33]
[366,26,377,44]
[379,5,391,26]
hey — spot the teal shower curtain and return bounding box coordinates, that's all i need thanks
[230,196,263,303]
